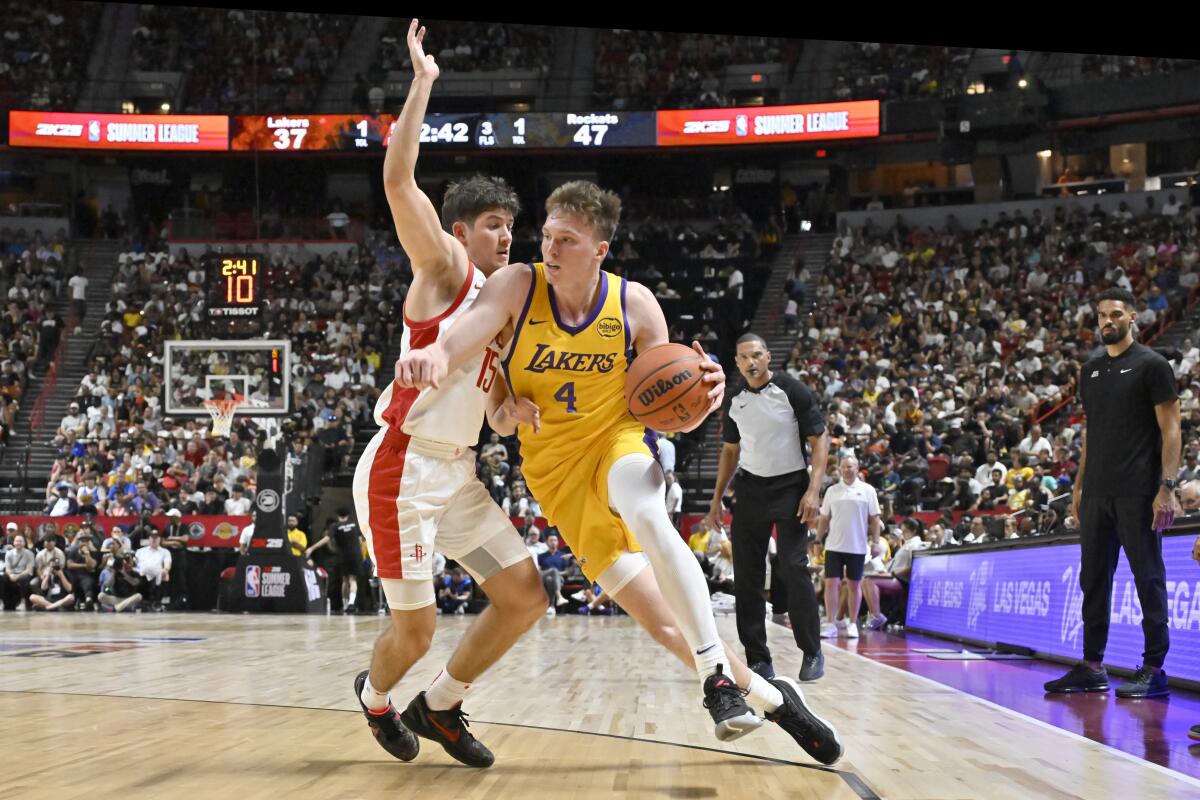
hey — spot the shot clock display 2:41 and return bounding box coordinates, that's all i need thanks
[204,253,264,331]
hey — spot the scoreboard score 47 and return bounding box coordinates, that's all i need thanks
[204,253,264,333]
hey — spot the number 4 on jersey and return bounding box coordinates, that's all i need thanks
[554,381,577,413]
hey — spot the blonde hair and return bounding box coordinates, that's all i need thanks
[545,180,621,242]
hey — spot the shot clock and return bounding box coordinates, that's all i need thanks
[204,253,264,333]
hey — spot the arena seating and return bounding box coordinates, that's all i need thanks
[126,7,358,113]
[592,29,799,110]
[376,19,555,75]
[0,0,100,110]
[790,198,1200,548]
[0,227,71,450]
[831,42,973,101]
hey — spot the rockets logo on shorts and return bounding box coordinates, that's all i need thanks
[413,545,425,563]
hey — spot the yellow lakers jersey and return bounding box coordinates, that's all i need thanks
[503,263,647,486]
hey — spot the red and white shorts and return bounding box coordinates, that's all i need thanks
[352,427,529,609]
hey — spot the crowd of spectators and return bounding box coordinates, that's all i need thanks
[833,42,972,102]
[775,195,1200,550]
[0,228,73,447]
[377,20,555,76]
[593,29,800,111]
[0,0,99,110]
[1079,55,1200,82]
[127,7,356,113]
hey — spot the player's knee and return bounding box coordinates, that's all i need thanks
[647,619,682,651]
[386,612,435,655]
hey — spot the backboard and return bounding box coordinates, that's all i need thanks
[164,339,291,417]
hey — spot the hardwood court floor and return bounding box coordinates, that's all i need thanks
[0,611,1197,800]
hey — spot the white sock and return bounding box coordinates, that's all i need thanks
[745,673,783,713]
[607,453,731,688]
[425,668,471,711]
[360,673,391,713]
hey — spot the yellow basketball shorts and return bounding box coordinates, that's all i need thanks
[526,427,653,581]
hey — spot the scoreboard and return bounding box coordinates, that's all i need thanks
[229,111,659,151]
[9,102,880,152]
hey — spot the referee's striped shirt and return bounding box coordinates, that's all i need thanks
[722,372,825,479]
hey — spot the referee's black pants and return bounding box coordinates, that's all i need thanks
[731,469,821,663]
[1079,495,1169,668]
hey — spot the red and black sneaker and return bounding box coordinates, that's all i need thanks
[702,665,763,742]
[354,670,419,762]
[399,691,495,768]
[765,676,843,765]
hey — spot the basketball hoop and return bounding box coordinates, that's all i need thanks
[203,394,243,438]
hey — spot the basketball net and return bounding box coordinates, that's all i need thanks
[203,393,243,438]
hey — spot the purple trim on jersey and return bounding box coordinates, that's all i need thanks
[501,263,537,393]
[619,274,632,368]
[548,271,608,335]
[643,428,660,461]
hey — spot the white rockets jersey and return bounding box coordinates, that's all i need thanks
[373,263,504,447]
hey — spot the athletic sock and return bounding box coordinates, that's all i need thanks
[745,673,783,713]
[694,640,733,686]
[360,673,392,713]
[425,668,471,711]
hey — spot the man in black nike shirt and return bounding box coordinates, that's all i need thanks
[1045,288,1181,699]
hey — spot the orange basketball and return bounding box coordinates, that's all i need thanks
[624,343,710,432]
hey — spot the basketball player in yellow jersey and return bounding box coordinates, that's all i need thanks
[396,181,842,764]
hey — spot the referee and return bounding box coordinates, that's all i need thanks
[1044,288,1181,699]
[706,333,830,683]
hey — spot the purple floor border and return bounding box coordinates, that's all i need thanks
[828,630,1200,780]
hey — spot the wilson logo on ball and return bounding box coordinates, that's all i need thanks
[638,369,694,407]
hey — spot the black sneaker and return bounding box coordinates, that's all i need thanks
[766,676,843,765]
[798,651,824,682]
[400,691,494,768]
[702,665,763,742]
[750,661,775,680]
[1043,663,1109,694]
[354,670,419,761]
[1189,724,1200,742]
[1115,665,1169,699]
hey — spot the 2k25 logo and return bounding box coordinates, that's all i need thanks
[682,120,730,134]
[35,123,83,138]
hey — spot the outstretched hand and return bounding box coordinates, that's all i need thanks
[407,19,439,82]
[692,340,725,415]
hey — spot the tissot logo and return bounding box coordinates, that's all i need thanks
[35,123,83,138]
[682,120,730,134]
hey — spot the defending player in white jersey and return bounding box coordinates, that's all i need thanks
[351,20,547,770]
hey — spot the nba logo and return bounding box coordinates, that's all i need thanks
[735,115,748,137]
[88,120,100,142]
[245,565,261,598]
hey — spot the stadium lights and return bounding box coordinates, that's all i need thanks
[161,102,171,112]
[1018,78,1029,89]
[1037,149,1053,158]
[121,101,134,114]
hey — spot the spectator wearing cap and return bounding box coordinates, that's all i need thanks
[1,530,35,610]
[45,482,79,516]
[64,528,100,610]
[159,509,192,609]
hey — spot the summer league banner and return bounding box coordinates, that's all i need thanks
[908,532,1200,682]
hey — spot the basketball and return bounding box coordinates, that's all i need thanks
[624,343,710,432]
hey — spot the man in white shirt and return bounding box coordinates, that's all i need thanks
[68,271,89,325]
[1017,424,1053,460]
[665,471,684,528]
[815,454,886,637]
[224,486,253,515]
[134,531,172,610]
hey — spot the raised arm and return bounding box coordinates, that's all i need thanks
[383,20,468,282]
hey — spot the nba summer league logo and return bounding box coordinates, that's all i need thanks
[967,561,992,632]
[245,565,261,598]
